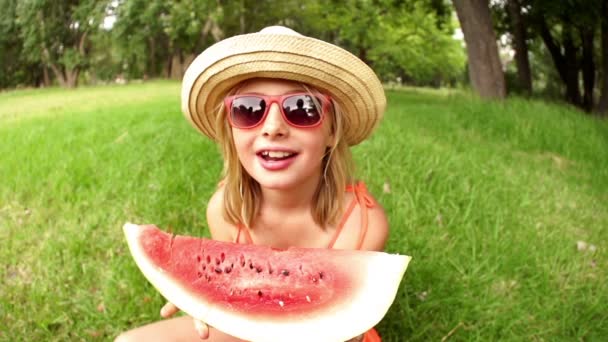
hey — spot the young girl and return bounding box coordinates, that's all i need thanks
[116,26,388,342]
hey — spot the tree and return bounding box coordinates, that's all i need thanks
[453,0,506,99]
[16,0,106,88]
[506,0,532,95]
[369,1,465,85]
[0,0,467,89]
[297,0,465,86]
[112,0,169,79]
[523,0,602,112]
[162,0,224,79]
[598,0,608,115]
[0,0,35,88]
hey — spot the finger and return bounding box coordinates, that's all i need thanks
[160,302,179,318]
[194,319,210,340]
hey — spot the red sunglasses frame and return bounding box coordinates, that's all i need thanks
[224,92,332,129]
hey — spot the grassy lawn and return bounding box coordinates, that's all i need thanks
[1,81,606,341]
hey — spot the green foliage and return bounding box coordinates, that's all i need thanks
[2,0,465,87]
[162,0,218,50]
[1,82,607,340]
[13,0,106,86]
[111,0,168,78]
[369,2,465,85]
[0,0,40,88]
[296,0,466,85]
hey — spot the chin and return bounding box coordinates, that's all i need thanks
[254,176,299,190]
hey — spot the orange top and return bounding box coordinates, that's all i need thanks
[234,181,376,249]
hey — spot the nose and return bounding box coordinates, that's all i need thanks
[261,103,288,138]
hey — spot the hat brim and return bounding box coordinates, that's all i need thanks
[182,32,385,146]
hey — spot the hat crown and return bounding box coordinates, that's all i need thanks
[258,25,302,36]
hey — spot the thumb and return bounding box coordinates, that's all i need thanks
[160,302,179,318]
[194,319,209,340]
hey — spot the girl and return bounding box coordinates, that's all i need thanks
[116,26,388,342]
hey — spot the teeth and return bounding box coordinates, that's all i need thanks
[262,151,293,158]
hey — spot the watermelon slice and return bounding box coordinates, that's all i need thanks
[123,223,411,342]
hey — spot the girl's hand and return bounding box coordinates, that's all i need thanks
[161,302,210,339]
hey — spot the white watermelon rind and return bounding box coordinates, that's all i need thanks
[123,222,411,342]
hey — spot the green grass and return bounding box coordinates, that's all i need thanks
[1,81,606,341]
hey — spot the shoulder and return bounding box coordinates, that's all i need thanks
[206,185,235,242]
[359,192,389,252]
[342,182,389,252]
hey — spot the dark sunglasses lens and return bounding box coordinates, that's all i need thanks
[231,96,266,127]
[282,95,322,126]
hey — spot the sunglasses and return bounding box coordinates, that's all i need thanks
[224,93,331,129]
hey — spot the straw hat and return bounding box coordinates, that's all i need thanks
[181,26,386,146]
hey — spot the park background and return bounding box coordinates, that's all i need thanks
[1,0,607,340]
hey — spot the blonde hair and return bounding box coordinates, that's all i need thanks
[215,82,354,228]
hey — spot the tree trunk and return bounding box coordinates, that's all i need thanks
[170,50,183,80]
[239,0,246,34]
[563,26,582,107]
[146,37,156,79]
[453,0,506,99]
[163,54,171,79]
[538,18,582,108]
[65,68,79,88]
[47,62,67,87]
[42,65,51,87]
[580,27,595,112]
[598,0,608,115]
[182,54,196,75]
[358,33,369,65]
[507,0,532,95]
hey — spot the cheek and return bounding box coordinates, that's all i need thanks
[231,130,254,159]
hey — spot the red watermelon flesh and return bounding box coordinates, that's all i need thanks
[123,223,411,342]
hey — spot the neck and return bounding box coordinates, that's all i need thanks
[259,173,322,212]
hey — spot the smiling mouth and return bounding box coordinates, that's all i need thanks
[258,151,297,161]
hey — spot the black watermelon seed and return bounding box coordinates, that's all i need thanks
[214,267,222,274]
[281,270,290,276]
